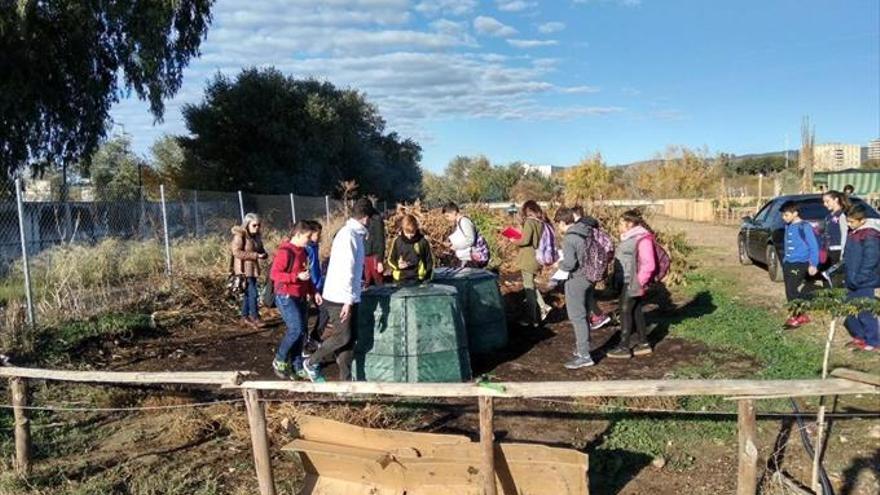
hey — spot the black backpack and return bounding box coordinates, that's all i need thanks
[260,246,296,308]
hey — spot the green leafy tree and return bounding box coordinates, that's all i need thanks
[177,68,422,202]
[86,136,151,201]
[0,0,214,185]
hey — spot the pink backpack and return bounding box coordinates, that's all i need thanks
[639,235,671,283]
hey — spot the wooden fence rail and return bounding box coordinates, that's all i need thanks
[3,366,878,495]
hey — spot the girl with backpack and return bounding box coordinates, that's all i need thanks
[511,200,554,327]
[821,190,850,287]
[608,209,657,359]
[554,207,596,369]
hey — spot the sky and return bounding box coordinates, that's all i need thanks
[109,0,880,172]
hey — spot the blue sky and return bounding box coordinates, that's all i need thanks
[110,0,880,172]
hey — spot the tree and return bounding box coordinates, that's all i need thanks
[862,159,880,170]
[150,135,186,195]
[85,136,152,201]
[0,0,214,186]
[564,153,612,203]
[177,68,422,202]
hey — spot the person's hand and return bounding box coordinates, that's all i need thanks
[340,303,351,323]
[808,266,818,276]
[377,262,384,274]
[297,271,311,281]
[315,293,323,305]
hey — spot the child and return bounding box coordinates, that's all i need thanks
[821,191,850,287]
[443,202,477,268]
[572,205,611,329]
[302,221,327,360]
[842,204,880,352]
[387,214,434,283]
[554,207,596,369]
[271,221,319,379]
[511,200,554,327]
[781,202,820,328]
[607,209,656,359]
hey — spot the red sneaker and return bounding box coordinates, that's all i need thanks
[783,316,802,328]
[797,314,811,326]
[854,341,878,352]
[590,313,612,330]
[844,338,866,349]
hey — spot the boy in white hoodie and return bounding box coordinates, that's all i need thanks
[303,198,374,381]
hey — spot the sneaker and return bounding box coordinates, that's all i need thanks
[854,342,879,352]
[844,338,866,349]
[540,305,552,322]
[606,347,632,359]
[565,355,595,369]
[632,343,653,356]
[302,358,325,382]
[797,314,811,326]
[294,368,309,380]
[590,314,612,330]
[272,359,291,379]
[784,315,807,329]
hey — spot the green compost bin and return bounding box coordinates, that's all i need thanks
[354,284,472,383]
[433,267,508,354]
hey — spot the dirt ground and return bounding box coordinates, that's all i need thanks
[12,215,879,495]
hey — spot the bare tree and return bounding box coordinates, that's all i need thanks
[799,116,815,193]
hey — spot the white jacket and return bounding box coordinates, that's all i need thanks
[323,218,367,305]
[448,216,476,262]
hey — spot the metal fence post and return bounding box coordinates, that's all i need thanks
[238,190,245,223]
[160,185,172,277]
[14,179,35,327]
[193,190,201,237]
[289,193,296,224]
[324,195,330,225]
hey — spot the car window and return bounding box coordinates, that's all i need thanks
[794,200,827,220]
[754,202,773,223]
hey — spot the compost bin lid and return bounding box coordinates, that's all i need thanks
[362,283,459,299]
[433,267,497,281]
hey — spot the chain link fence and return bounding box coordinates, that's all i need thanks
[0,179,354,348]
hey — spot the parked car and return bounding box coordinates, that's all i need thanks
[738,194,879,282]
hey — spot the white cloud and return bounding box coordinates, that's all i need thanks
[473,16,518,37]
[507,38,558,48]
[415,0,478,16]
[538,21,566,33]
[109,0,616,156]
[559,85,601,94]
[496,0,538,12]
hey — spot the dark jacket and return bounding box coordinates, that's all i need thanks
[387,232,433,283]
[843,222,880,290]
[365,213,386,259]
[559,222,591,276]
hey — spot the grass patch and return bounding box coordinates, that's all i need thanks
[665,272,823,379]
[25,312,154,364]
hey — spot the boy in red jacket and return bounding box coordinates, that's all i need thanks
[271,221,321,379]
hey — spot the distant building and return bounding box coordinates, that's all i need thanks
[522,163,566,178]
[868,138,880,161]
[813,143,861,171]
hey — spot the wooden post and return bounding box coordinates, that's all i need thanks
[243,388,276,495]
[11,377,32,475]
[736,399,758,495]
[479,396,497,495]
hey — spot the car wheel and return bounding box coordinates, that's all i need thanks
[766,245,783,282]
[738,237,753,265]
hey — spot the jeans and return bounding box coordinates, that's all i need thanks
[619,294,647,349]
[241,277,259,318]
[844,288,879,346]
[310,301,356,380]
[565,277,593,356]
[275,294,307,369]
